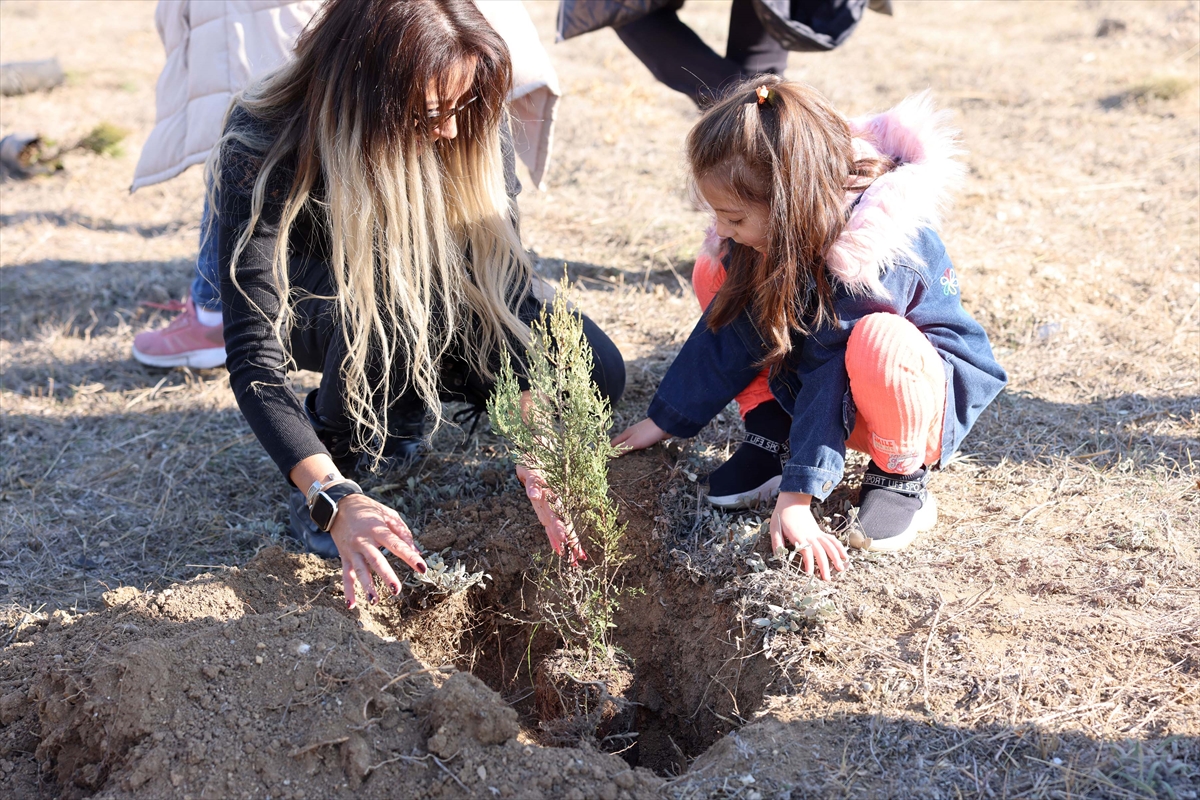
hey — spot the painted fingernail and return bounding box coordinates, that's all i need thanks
[416,562,427,574]
[346,599,354,610]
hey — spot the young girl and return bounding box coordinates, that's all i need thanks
[614,78,1007,579]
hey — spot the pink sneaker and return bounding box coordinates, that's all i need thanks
[132,296,225,369]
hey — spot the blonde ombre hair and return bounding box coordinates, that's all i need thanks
[211,0,531,464]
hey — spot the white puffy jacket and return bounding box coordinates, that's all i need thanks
[131,0,560,191]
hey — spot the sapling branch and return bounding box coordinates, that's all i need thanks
[487,282,632,661]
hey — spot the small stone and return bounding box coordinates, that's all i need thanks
[477,766,487,781]
[614,771,635,790]
[256,642,267,650]
[0,691,30,725]
[254,655,263,665]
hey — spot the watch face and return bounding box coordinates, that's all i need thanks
[310,491,337,531]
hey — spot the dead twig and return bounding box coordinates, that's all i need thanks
[289,735,349,757]
[922,594,946,715]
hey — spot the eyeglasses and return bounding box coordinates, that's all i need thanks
[424,95,478,122]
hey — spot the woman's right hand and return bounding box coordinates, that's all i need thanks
[611,418,670,453]
[329,493,427,609]
[516,464,586,564]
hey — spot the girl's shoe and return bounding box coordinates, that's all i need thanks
[846,462,938,551]
[706,400,791,509]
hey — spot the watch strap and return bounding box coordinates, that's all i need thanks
[305,473,340,506]
[309,480,363,532]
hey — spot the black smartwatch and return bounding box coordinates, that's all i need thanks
[308,480,364,532]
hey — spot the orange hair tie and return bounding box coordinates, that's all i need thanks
[755,85,776,106]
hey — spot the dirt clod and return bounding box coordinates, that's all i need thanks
[423,672,519,757]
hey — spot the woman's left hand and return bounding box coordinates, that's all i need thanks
[516,464,586,564]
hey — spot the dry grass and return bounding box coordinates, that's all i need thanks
[2,0,1198,796]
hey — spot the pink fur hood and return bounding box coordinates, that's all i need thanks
[831,90,965,295]
[698,91,964,297]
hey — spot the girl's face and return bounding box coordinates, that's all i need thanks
[698,176,770,253]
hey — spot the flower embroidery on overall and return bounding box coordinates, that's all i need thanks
[940,267,959,296]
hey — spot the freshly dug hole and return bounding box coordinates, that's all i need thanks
[456,449,778,774]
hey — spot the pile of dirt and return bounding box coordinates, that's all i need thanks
[0,551,666,800]
[0,450,759,799]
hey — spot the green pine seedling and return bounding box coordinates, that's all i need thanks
[488,279,632,661]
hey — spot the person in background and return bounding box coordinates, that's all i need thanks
[130,0,322,369]
[130,0,562,370]
[557,0,886,107]
[614,0,789,106]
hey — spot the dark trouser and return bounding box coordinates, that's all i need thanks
[286,261,626,467]
[615,0,789,106]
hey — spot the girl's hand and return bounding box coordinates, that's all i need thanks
[516,464,586,564]
[329,494,427,609]
[611,418,670,453]
[770,491,849,582]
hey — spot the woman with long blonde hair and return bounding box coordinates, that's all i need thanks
[213,0,624,607]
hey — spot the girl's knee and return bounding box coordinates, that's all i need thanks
[846,313,937,382]
[847,313,922,360]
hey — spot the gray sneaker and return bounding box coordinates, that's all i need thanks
[846,463,938,551]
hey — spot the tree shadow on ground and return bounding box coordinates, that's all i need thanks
[969,389,1198,472]
[533,252,694,296]
[679,714,1199,799]
[0,256,194,344]
[0,345,227,394]
[0,408,284,610]
[0,210,195,238]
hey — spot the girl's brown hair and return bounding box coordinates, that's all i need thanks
[212,0,531,464]
[687,76,895,370]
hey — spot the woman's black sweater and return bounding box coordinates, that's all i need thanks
[216,111,522,483]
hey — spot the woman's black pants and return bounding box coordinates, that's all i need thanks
[615,0,789,106]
